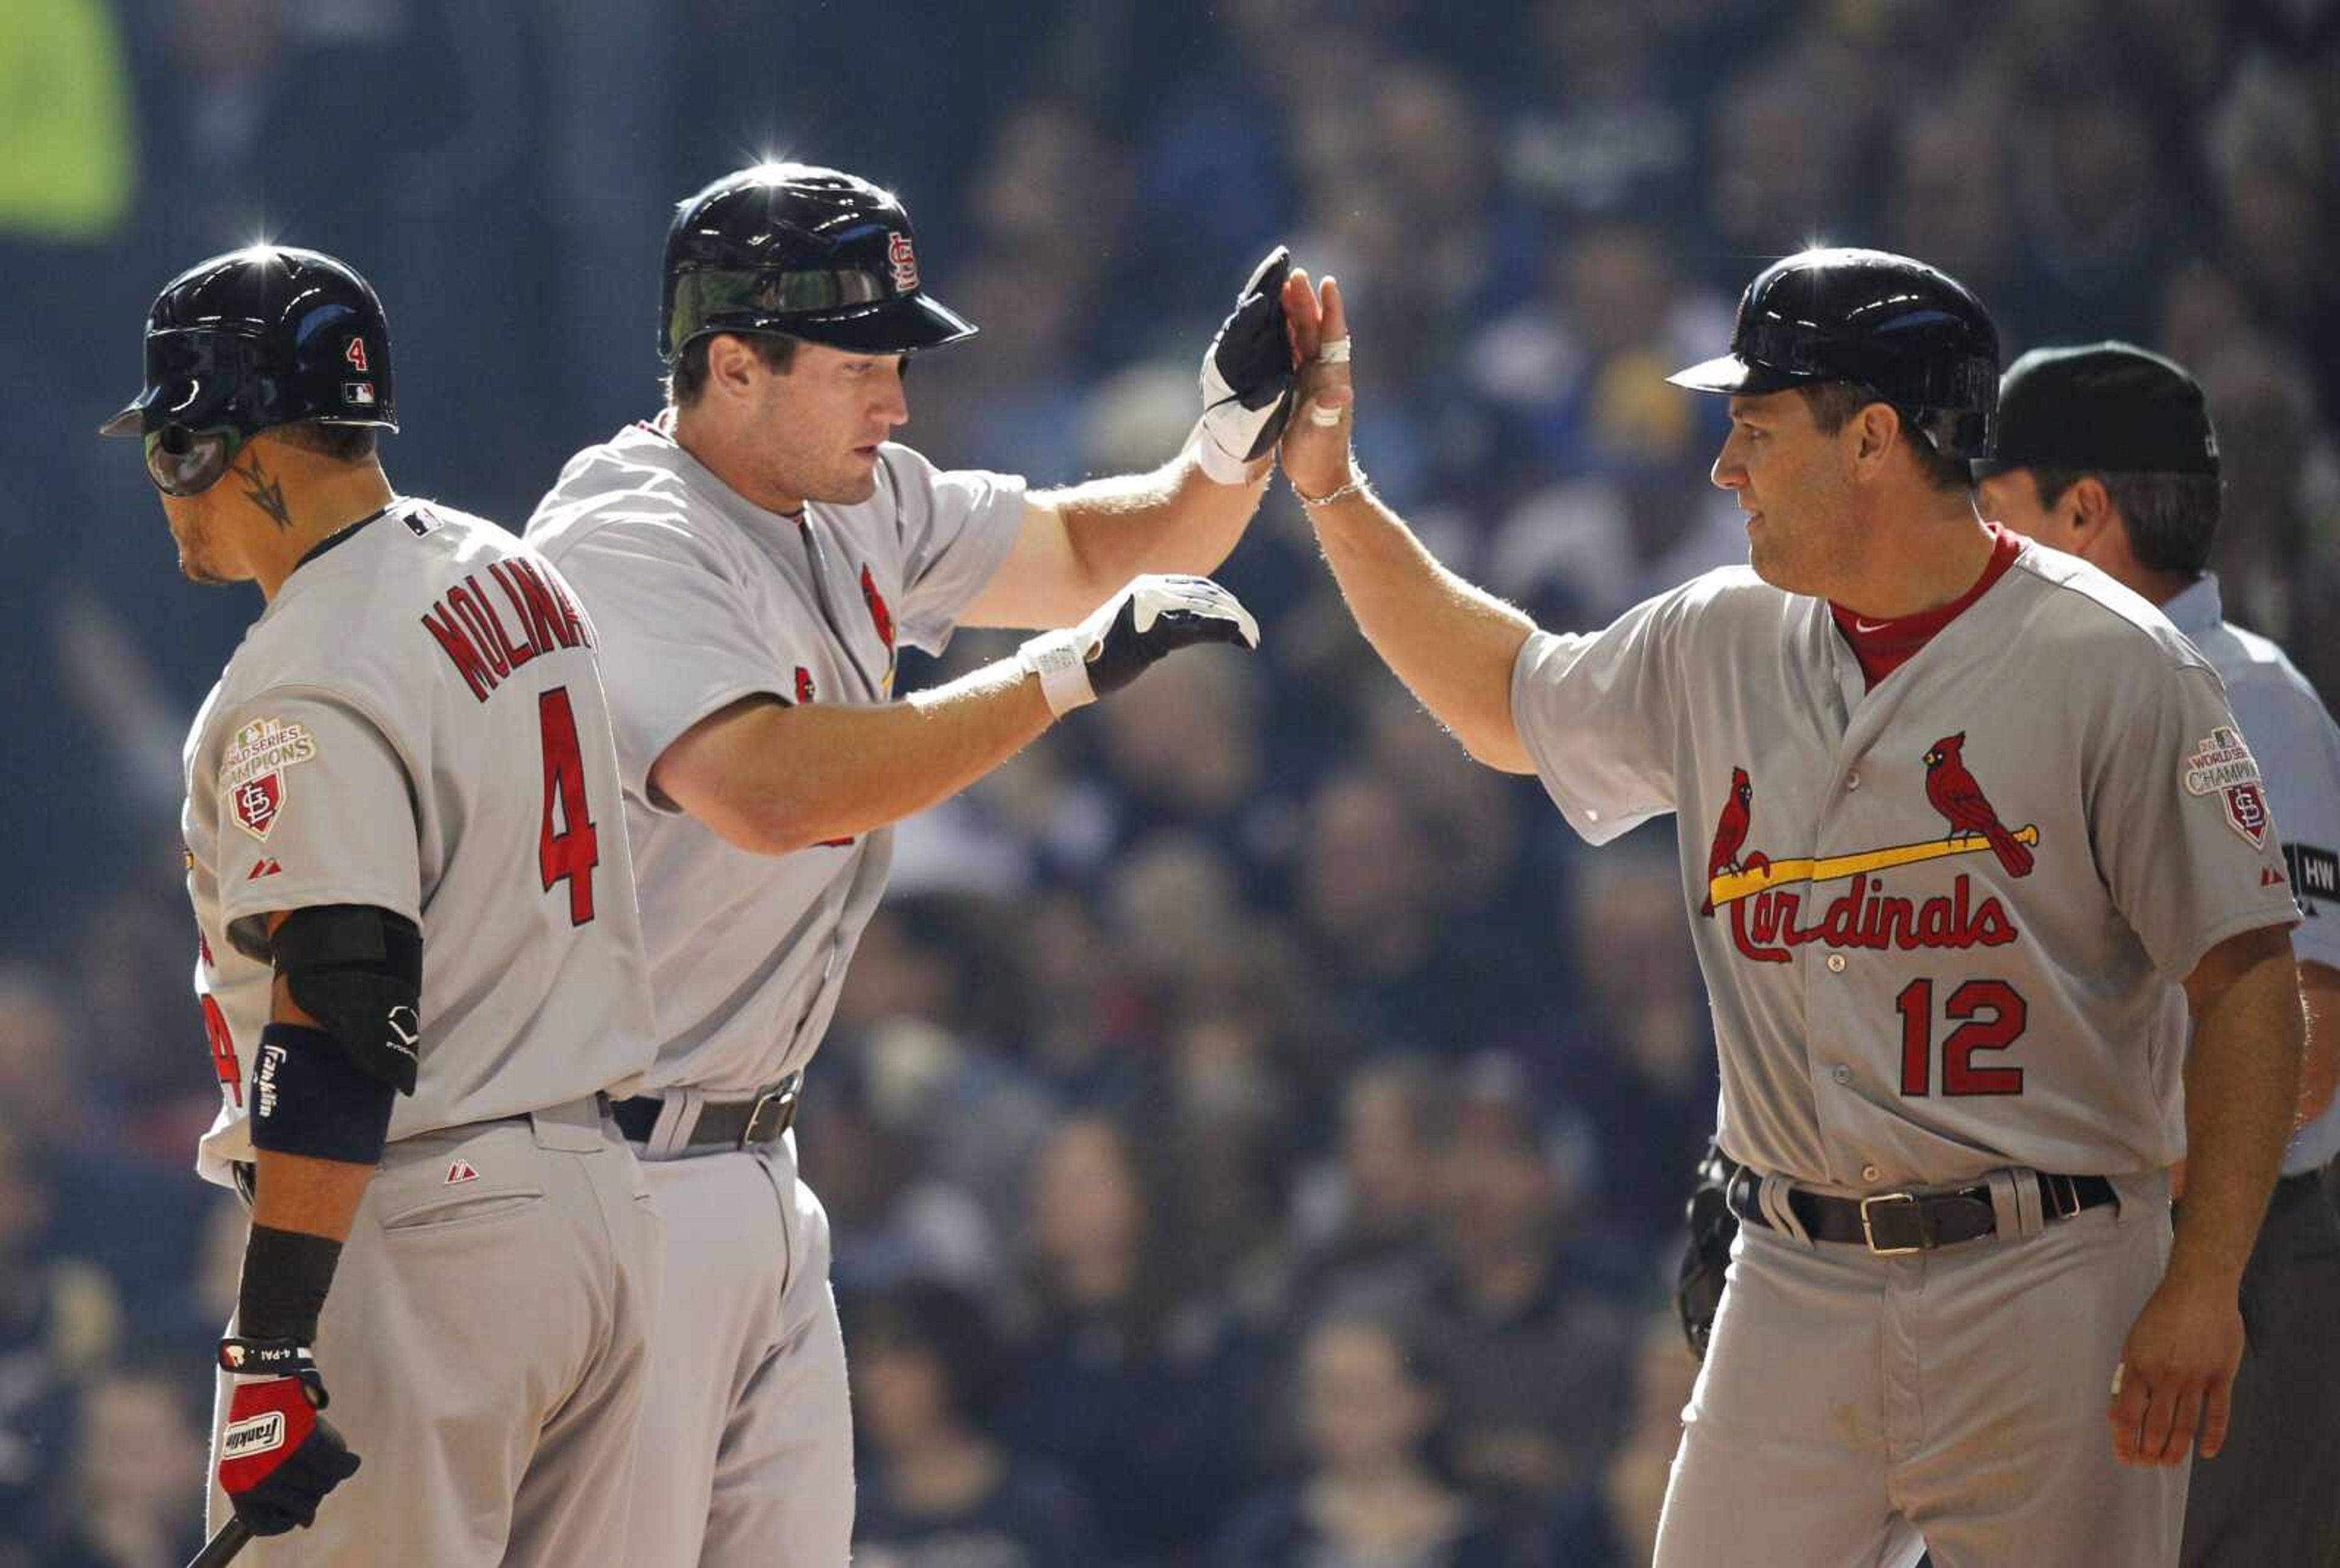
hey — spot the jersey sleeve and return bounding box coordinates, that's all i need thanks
[541,519,801,810]
[213,690,421,962]
[2252,673,2340,971]
[880,444,1027,654]
[1509,587,1686,845]
[2090,664,2302,980]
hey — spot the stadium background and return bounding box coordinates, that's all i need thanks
[2,1,2336,1562]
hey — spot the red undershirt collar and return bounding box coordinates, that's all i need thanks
[1829,524,2023,687]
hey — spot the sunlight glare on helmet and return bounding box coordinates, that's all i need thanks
[742,152,802,183]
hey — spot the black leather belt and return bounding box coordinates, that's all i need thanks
[612,1075,801,1151]
[1725,1159,2115,1255]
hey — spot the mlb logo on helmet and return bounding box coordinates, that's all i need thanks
[344,381,377,406]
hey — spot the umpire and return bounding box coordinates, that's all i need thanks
[1974,341,2340,1568]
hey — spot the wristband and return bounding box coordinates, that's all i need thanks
[1016,629,1094,716]
[237,1224,344,1346]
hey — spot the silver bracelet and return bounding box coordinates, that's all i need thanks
[1292,469,1372,508]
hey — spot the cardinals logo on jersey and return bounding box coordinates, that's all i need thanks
[859,564,895,651]
[1922,733,2034,878]
[219,717,317,842]
[795,667,816,703]
[1699,767,1770,916]
[1698,747,2041,963]
[2182,726,2275,848]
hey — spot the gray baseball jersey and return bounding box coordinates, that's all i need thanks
[2163,573,2340,1173]
[1514,531,2300,1568]
[186,501,656,1180]
[186,499,663,1565]
[1512,536,2299,1185]
[525,417,1024,1567]
[525,418,1025,1091]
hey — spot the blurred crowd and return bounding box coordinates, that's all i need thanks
[5,0,2338,1563]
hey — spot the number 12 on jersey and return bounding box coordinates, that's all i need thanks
[1898,977,2026,1096]
[537,687,600,925]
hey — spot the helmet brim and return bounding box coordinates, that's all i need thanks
[98,400,145,438]
[787,293,978,356]
[1666,353,1812,397]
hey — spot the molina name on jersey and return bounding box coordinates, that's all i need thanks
[183,500,653,1187]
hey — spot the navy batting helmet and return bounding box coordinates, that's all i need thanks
[1670,247,2001,460]
[661,163,976,362]
[101,246,395,494]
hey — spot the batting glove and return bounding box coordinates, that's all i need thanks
[216,1337,361,1536]
[1193,246,1297,483]
[1017,574,1260,715]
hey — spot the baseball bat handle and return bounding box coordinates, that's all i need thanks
[188,1517,253,1567]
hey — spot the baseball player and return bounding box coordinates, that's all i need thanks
[1275,247,2306,1568]
[1973,341,2340,1567]
[103,246,662,1564]
[524,162,1278,1566]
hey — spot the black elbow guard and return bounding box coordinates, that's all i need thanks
[269,904,424,1094]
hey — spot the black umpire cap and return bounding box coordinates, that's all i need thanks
[1976,342,2221,479]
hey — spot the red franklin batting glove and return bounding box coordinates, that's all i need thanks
[216,1337,361,1536]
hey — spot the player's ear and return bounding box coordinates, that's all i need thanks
[704,334,764,405]
[1851,400,1900,475]
[2066,475,2118,548]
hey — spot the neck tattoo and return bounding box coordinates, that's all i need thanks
[236,452,294,531]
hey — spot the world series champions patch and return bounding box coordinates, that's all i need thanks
[220,717,318,842]
[2182,725,2272,848]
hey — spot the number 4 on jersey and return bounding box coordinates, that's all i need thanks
[537,687,600,925]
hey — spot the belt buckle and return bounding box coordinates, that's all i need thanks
[1859,1191,1925,1255]
[738,1080,798,1149]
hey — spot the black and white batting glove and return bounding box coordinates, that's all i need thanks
[1193,246,1297,483]
[1017,574,1260,715]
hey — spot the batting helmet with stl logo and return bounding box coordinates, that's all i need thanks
[99,246,397,492]
[659,163,977,362]
[1669,247,2001,460]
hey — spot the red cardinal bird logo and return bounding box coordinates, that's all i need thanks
[859,564,895,651]
[1923,733,2034,878]
[1701,767,1758,916]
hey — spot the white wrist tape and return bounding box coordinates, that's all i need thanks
[1188,416,1258,486]
[1016,628,1095,715]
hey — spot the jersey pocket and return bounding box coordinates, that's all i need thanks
[380,1186,546,1235]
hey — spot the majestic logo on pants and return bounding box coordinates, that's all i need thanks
[1700,744,2039,964]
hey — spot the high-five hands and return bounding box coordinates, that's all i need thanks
[1195,247,1300,483]
[1277,268,1358,503]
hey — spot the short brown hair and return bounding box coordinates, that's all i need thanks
[2028,468,2222,574]
[268,422,379,463]
[1798,381,1973,494]
[665,331,800,407]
